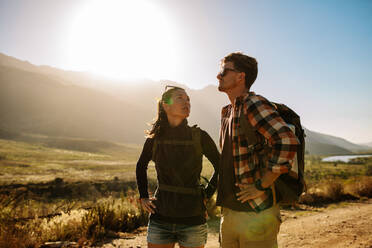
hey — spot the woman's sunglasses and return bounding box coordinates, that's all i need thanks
[164,85,184,92]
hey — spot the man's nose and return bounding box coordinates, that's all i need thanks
[217,74,222,80]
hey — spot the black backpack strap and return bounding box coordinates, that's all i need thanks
[239,107,257,146]
[158,183,203,195]
[152,138,158,162]
[156,140,194,145]
[239,106,267,153]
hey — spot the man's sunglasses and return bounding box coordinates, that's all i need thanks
[219,68,240,77]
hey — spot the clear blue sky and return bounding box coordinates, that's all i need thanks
[0,0,371,143]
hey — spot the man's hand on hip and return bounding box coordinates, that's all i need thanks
[235,183,266,203]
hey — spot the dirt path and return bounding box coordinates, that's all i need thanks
[101,201,372,248]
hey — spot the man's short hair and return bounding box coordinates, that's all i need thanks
[222,52,258,90]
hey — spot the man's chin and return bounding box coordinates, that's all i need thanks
[218,85,228,92]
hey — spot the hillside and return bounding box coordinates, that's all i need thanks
[0,52,370,155]
[305,128,369,153]
[360,142,372,148]
[0,65,150,143]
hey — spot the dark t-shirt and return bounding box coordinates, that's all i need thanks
[216,106,253,211]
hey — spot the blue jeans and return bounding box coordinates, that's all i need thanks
[147,218,208,247]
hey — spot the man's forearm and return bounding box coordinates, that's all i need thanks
[261,170,281,188]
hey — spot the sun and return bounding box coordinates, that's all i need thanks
[66,0,178,81]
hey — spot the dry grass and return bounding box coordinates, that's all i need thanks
[325,181,344,201]
[299,176,372,206]
[0,193,148,247]
[1,141,371,246]
[0,138,154,184]
[346,176,372,198]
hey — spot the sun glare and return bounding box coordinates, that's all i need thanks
[66,0,178,81]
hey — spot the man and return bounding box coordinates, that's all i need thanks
[216,52,299,248]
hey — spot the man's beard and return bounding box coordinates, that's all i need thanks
[218,85,226,92]
[218,80,237,92]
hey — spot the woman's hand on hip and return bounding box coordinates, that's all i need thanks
[140,197,157,214]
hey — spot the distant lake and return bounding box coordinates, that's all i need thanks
[322,154,372,163]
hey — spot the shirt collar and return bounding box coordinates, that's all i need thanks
[235,91,256,106]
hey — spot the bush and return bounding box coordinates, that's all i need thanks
[0,192,148,246]
[299,181,348,205]
[348,177,372,198]
[0,207,42,248]
[366,165,372,176]
[81,196,148,242]
[299,192,328,206]
[40,210,86,242]
[324,181,344,201]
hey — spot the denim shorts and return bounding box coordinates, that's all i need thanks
[147,218,208,247]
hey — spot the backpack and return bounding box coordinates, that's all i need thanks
[151,125,206,196]
[152,125,202,162]
[239,102,306,205]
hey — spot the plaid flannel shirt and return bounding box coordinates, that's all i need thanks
[220,91,299,212]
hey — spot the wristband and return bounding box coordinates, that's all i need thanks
[254,179,269,191]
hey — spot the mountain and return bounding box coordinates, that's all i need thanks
[0,64,151,143]
[359,142,372,148]
[304,128,370,154]
[0,52,112,89]
[0,52,369,155]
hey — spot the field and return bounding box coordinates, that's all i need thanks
[0,135,371,247]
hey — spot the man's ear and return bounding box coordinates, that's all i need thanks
[236,72,245,87]
[239,72,245,81]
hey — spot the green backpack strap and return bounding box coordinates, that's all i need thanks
[191,125,202,158]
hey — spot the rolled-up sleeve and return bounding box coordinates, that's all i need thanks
[245,96,299,174]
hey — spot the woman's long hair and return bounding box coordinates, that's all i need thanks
[147,86,184,138]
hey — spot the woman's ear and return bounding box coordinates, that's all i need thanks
[162,101,169,113]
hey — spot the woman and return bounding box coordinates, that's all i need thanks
[136,85,220,248]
